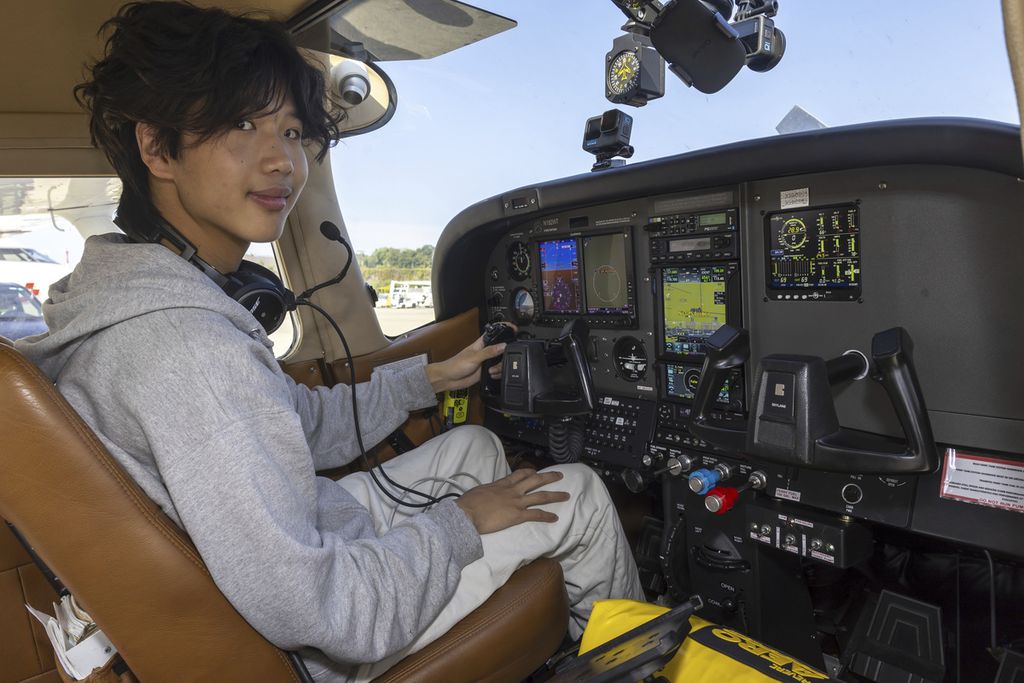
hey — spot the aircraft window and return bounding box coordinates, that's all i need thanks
[0,178,297,358]
[355,245,436,336]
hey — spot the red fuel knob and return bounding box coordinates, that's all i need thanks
[704,486,739,515]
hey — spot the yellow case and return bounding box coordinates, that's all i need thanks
[580,600,830,683]
[443,389,468,424]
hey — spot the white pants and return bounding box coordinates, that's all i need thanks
[335,424,644,682]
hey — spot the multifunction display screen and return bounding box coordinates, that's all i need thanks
[539,238,581,314]
[661,264,734,356]
[665,363,731,405]
[766,205,861,300]
[583,233,632,316]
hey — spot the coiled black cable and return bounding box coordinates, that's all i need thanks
[548,418,584,463]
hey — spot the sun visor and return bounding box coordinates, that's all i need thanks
[295,0,516,62]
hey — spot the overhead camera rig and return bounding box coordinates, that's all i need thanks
[604,0,786,105]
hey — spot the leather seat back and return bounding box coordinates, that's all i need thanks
[0,338,302,682]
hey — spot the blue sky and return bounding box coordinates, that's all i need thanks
[331,0,1019,254]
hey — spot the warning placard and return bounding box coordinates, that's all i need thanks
[940,448,1024,513]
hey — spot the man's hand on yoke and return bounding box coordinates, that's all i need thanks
[456,469,570,534]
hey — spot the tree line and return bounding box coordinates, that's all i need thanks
[357,246,434,293]
[357,245,434,269]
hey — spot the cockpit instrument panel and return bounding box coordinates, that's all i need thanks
[766,204,861,301]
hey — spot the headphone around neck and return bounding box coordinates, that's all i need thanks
[113,205,293,335]
[195,257,293,335]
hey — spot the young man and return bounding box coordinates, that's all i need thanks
[17,2,643,680]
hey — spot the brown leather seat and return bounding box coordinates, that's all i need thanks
[0,338,568,683]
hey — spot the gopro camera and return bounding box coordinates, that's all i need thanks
[582,109,634,172]
[731,13,785,72]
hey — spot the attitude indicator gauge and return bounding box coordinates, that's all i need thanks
[511,288,536,324]
[613,336,648,382]
[508,241,531,280]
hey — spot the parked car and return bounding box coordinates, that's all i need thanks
[0,282,47,340]
[0,245,73,298]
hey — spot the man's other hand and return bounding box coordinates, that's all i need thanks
[455,469,570,534]
[425,327,516,393]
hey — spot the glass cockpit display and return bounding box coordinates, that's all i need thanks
[539,238,581,314]
[661,263,737,357]
[583,233,633,316]
[766,205,861,301]
[665,363,731,405]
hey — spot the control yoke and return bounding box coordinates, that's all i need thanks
[483,319,596,419]
[688,325,938,474]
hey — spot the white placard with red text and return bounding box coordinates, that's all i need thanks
[940,448,1024,513]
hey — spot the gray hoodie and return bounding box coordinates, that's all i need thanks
[15,234,483,671]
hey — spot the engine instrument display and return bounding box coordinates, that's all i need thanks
[766,205,861,301]
[539,238,581,314]
[583,232,633,317]
[661,263,737,357]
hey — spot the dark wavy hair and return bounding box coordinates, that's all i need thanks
[74,1,344,238]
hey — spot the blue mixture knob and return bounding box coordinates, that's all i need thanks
[688,468,720,495]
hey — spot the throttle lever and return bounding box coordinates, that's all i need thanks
[688,325,749,451]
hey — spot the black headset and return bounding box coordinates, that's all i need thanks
[114,198,293,334]
[192,257,292,335]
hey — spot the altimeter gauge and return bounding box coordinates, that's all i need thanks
[508,241,531,280]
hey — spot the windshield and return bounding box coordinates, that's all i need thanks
[333,1,1019,260]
